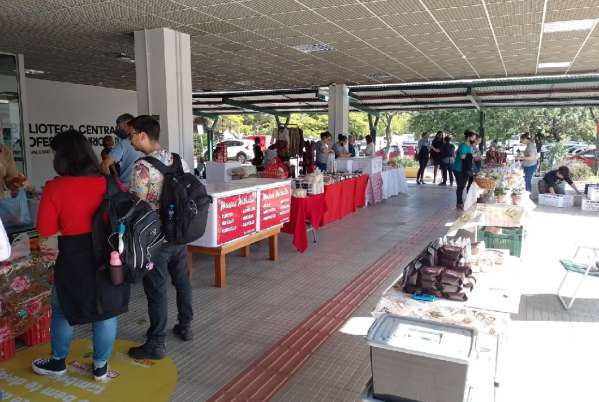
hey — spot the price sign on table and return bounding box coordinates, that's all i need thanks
[260,185,291,230]
[217,191,257,245]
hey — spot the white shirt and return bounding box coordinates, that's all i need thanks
[365,143,375,156]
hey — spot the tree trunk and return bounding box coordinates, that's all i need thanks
[589,108,599,175]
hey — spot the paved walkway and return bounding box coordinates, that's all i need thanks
[71,183,599,401]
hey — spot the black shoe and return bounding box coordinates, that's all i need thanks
[93,363,108,382]
[439,182,447,186]
[128,342,166,360]
[32,358,67,376]
[173,324,194,341]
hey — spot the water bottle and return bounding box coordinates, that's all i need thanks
[168,204,176,222]
[109,251,124,286]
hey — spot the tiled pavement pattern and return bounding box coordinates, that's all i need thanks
[70,183,599,402]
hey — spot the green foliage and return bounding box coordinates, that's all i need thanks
[541,142,568,171]
[409,107,597,144]
[289,114,328,138]
[392,157,418,168]
[564,160,595,181]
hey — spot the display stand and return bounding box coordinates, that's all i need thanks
[187,224,281,288]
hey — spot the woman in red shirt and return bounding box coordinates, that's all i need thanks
[32,130,130,382]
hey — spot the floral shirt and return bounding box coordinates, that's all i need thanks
[130,149,190,209]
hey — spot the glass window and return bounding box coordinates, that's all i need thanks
[0,54,25,174]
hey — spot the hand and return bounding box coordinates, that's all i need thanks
[7,175,27,191]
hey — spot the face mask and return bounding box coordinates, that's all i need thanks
[115,128,129,139]
[470,140,476,145]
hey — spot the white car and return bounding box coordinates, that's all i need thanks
[206,139,255,163]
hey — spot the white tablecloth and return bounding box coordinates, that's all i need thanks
[381,168,408,199]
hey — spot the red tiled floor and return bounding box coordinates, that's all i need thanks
[207,206,453,402]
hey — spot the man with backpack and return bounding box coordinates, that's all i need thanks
[126,116,200,360]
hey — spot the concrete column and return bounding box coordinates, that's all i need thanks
[327,84,349,137]
[134,28,193,168]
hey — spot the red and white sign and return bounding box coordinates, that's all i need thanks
[260,185,291,230]
[217,191,257,244]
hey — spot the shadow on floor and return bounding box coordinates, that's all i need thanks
[511,293,599,322]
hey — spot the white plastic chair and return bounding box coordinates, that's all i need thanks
[557,246,599,310]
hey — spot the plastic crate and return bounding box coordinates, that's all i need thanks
[19,311,51,347]
[0,337,16,361]
[538,193,574,208]
[478,226,524,257]
[588,186,599,202]
[582,198,599,212]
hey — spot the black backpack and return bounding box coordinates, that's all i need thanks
[92,176,165,283]
[143,153,211,245]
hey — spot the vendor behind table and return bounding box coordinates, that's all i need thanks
[539,166,580,195]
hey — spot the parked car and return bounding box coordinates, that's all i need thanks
[205,139,255,163]
[376,145,402,160]
[570,148,597,170]
[401,142,417,157]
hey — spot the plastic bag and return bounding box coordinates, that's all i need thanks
[0,190,32,229]
[9,233,30,261]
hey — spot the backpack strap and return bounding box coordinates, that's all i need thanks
[143,154,183,176]
[104,175,124,198]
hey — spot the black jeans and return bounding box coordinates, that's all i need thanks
[417,157,429,182]
[441,163,454,185]
[143,242,193,344]
[454,170,468,205]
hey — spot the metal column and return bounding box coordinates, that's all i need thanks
[479,110,486,152]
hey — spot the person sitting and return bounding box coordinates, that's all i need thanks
[364,135,375,156]
[333,135,350,158]
[539,166,581,195]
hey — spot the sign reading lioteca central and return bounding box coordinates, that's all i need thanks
[28,123,118,154]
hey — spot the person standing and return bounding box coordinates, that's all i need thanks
[467,134,483,192]
[439,135,455,186]
[127,116,194,360]
[452,131,477,209]
[348,135,357,157]
[333,135,350,158]
[416,132,430,185]
[518,133,538,192]
[430,131,444,184]
[101,113,143,189]
[251,137,264,171]
[364,135,375,156]
[316,132,334,172]
[32,130,130,381]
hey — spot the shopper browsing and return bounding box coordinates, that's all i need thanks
[518,133,538,192]
[539,166,581,195]
[467,134,482,193]
[32,130,130,381]
[127,116,194,360]
[416,132,430,185]
[100,135,118,176]
[348,135,357,157]
[100,113,143,188]
[333,135,351,158]
[452,131,477,210]
[430,131,444,184]
[439,135,455,186]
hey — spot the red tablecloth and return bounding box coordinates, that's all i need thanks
[321,175,368,226]
[282,194,326,253]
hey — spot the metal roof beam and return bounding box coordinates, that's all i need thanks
[466,88,481,111]
[192,88,318,99]
[221,98,290,116]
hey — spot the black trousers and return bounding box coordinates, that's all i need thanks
[143,242,193,344]
[417,157,429,181]
[441,163,454,185]
[454,170,468,205]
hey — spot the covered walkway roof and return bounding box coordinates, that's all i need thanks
[192,73,599,115]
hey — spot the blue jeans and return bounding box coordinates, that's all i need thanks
[51,289,117,367]
[315,161,327,172]
[523,164,537,192]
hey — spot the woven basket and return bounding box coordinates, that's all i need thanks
[475,177,496,190]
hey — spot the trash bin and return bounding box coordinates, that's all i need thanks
[367,314,475,402]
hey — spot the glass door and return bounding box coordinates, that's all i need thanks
[0,53,25,174]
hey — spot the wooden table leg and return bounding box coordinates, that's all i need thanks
[186,247,194,278]
[214,254,226,288]
[240,245,251,257]
[269,234,278,261]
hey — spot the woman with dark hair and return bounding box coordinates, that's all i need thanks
[430,131,444,184]
[439,135,455,186]
[416,132,430,184]
[452,130,477,209]
[32,130,130,382]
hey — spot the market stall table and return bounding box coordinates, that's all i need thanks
[365,172,384,206]
[464,182,536,212]
[381,167,409,199]
[321,175,368,225]
[187,178,291,287]
[282,194,326,253]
